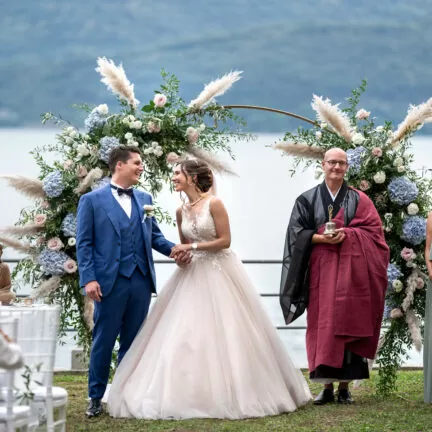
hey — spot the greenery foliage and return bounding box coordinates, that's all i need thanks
[283,81,432,394]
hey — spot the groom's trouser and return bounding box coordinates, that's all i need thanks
[88,268,152,399]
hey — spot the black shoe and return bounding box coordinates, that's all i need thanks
[336,389,354,404]
[86,398,103,417]
[313,389,335,405]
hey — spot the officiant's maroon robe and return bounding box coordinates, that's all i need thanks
[280,182,389,380]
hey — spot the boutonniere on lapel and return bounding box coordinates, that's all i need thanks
[142,204,155,222]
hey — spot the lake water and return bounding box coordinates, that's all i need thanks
[0,129,430,369]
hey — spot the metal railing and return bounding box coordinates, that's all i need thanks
[4,257,305,331]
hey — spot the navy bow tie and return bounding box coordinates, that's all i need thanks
[110,184,133,197]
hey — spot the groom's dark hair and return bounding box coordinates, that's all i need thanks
[108,145,142,173]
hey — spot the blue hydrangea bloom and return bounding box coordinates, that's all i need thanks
[346,146,366,173]
[99,136,120,163]
[387,264,402,287]
[61,213,77,237]
[84,108,107,133]
[39,248,70,275]
[91,176,111,191]
[43,170,64,198]
[402,216,426,245]
[383,300,397,319]
[388,177,418,205]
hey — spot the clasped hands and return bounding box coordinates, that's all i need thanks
[170,243,193,266]
[323,228,346,244]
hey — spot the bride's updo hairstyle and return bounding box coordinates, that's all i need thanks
[180,159,213,193]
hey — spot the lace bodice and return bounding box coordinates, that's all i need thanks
[181,197,218,243]
[181,197,232,267]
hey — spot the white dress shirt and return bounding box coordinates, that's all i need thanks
[110,182,132,218]
[325,183,341,202]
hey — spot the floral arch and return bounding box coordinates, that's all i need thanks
[1,59,431,394]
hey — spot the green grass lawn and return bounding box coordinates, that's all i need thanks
[56,371,431,432]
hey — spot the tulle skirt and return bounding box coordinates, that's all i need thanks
[107,250,311,419]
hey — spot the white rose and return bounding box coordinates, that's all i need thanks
[125,132,133,140]
[69,130,78,138]
[143,148,152,155]
[315,131,322,140]
[65,137,74,145]
[387,130,393,137]
[128,140,139,147]
[151,141,159,149]
[75,145,88,157]
[68,237,76,246]
[393,157,403,167]
[76,144,90,156]
[392,280,404,292]
[351,132,365,145]
[376,126,384,132]
[122,117,130,125]
[199,123,206,131]
[96,104,109,115]
[373,171,386,184]
[127,115,136,121]
[407,203,419,215]
[320,122,328,129]
[66,126,75,134]
[132,121,142,129]
[397,166,406,173]
[155,150,163,157]
[186,127,200,144]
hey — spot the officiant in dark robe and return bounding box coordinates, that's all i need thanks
[280,148,389,405]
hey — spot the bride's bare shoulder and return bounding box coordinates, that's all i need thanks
[208,196,227,212]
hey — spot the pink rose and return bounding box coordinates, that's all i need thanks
[401,247,416,261]
[375,194,387,206]
[34,214,47,226]
[372,147,382,157]
[77,165,88,178]
[63,259,77,274]
[359,180,370,191]
[147,121,161,133]
[63,159,74,169]
[153,94,167,108]
[390,308,403,319]
[356,109,371,120]
[417,278,425,289]
[166,152,180,164]
[186,127,200,144]
[47,237,64,251]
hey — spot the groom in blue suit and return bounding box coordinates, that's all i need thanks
[77,145,186,417]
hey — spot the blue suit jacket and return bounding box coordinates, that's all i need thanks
[76,185,174,296]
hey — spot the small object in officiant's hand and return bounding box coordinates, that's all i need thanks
[323,205,337,237]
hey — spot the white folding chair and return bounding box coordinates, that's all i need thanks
[0,306,67,432]
[0,316,32,432]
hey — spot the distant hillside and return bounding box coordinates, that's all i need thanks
[1,1,432,131]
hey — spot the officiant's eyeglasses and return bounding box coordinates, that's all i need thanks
[324,160,348,167]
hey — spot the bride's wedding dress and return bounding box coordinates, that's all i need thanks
[107,197,311,419]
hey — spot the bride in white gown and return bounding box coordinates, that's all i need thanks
[107,159,311,419]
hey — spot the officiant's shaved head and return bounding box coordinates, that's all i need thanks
[323,148,347,161]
